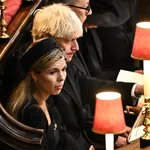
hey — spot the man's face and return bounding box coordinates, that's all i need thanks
[55,33,80,62]
[70,0,92,24]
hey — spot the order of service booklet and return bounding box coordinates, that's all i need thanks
[116,69,144,84]
[127,107,145,143]
[116,69,145,143]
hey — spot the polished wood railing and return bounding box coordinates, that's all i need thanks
[0,0,44,70]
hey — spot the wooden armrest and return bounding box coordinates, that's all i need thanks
[0,103,44,150]
[0,0,44,70]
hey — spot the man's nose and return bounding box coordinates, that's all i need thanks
[73,40,79,51]
[88,8,92,15]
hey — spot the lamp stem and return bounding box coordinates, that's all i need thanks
[143,60,150,97]
[140,60,150,148]
[105,134,114,150]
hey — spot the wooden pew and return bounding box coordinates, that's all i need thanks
[0,0,45,70]
[0,103,44,150]
[0,0,47,149]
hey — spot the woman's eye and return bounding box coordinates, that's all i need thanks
[62,66,67,71]
[49,71,57,75]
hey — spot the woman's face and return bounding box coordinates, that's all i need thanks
[71,0,92,24]
[33,57,67,97]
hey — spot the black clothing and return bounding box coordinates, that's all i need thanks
[70,54,134,110]
[87,0,137,27]
[96,26,136,71]
[19,97,80,150]
[78,27,139,81]
[80,0,139,80]
[78,29,118,80]
[54,54,135,150]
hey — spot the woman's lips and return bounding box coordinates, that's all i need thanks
[55,85,63,90]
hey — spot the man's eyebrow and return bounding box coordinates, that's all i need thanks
[72,36,83,40]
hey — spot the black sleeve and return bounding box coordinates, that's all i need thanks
[63,133,81,150]
[78,74,134,112]
[57,122,81,150]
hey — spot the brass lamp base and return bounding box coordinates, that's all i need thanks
[0,33,9,43]
[140,97,150,148]
[0,0,9,42]
[0,32,9,39]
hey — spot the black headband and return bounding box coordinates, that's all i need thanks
[20,37,59,73]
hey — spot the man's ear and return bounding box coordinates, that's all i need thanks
[30,71,38,82]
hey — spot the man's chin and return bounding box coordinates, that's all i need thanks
[66,57,72,62]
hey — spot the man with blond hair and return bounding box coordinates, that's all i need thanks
[32,4,83,41]
[32,3,83,62]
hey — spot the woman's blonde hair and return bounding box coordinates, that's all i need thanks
[7,39,64,119]
[32,3,83,41]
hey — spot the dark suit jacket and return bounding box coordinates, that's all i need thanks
[78,28,119,80]
[96,26,136,72]
[54,54,135,150]
[71,54,134,109]
[19,97,80,150]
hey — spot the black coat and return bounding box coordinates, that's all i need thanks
[53,54,135,150]
[78,29,119,80]
[19,97,80,150]
[96,26,135,72]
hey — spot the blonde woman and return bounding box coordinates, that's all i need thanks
[7,37,80,150]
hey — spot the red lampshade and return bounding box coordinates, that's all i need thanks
[131,22,150,60]
[93,92,126,134]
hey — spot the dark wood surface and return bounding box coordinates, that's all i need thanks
[0,0,43,70]
[116,140,150,150]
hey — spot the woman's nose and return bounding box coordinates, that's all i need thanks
[58,71,66,82]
